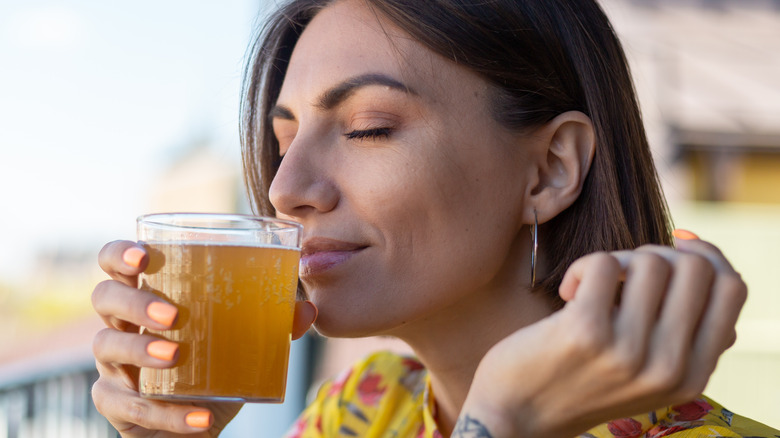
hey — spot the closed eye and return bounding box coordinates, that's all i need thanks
[344,127,392,141]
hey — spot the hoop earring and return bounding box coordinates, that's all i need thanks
[530,209,538,288]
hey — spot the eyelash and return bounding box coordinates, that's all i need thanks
[344,127,392,141]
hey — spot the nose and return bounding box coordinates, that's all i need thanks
[268,135,339,219]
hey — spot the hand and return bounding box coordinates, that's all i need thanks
[459,235,746,438]
[91,240,318,437]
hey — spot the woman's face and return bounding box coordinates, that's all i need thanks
[270,0,539,337]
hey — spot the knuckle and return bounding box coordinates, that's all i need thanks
[91,380,105,412]
[636,243,665,253]
[677,253,714,278]
[98,240,123,270]
[92,328,111,357]
[632,252,670,274]
[91,379,114,418]
[564,316,609,356]
[98,241,115,258]
[588,252,621,274]
[91,280,112,310]
[726,330,738,349]
[602,350,641,380]
[163,409,183,432]
[128,399,149,426]
[612,347,644,376]
[719,274,748,304]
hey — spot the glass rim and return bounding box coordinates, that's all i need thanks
[136,212,302,232]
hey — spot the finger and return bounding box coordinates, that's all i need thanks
[292,300,318,340]
[649,252,715,381]
[685,271,747,390]
[92,379,213,435]
[92,280,178,331]
[98,240,148,287]
[613,251,672,360]
[674,234,738,276]
[93,328,179,370]
[559,252,622,318]
[94,353,142,394]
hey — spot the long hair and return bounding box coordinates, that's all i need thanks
[240,0,674,304]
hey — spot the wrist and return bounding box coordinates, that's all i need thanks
[460,361,575,438]
[453,401,522,438]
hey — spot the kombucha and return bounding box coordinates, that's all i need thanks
[138,242,300,402]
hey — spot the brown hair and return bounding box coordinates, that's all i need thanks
[240,0,674,304]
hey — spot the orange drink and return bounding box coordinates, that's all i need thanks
[136,214,302,403]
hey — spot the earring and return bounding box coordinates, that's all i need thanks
[530,209,538,288]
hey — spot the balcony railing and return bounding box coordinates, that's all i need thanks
[0,364,118,438]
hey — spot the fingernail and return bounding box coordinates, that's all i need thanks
[185,411,212,429]
[306,300,318,323]
[146,340,178,361]
[147,302,178,327]
[673,229,699,240]
[122,247,145,268]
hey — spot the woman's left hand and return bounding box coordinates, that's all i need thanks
[458,235,747,438]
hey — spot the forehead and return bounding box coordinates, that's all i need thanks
[278,0,446,103]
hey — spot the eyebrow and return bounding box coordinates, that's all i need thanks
[268,73,416,121]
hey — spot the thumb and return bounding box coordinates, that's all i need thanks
[292,300,318,340]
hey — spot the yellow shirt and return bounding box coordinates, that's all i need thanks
[284,351,780,437]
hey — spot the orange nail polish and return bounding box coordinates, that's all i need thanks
[673,229,699,240]
[147,302,178,327]
[122,247,145,268]
[185,411,212,429]
[146,340,178,361]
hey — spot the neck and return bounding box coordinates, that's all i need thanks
[390,281,556,436]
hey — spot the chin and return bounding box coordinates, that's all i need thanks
[310,306,402,339]
[312,316,376,339]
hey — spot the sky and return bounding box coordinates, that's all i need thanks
[0,0,265,284]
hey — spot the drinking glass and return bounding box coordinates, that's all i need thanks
[137,213,302,403]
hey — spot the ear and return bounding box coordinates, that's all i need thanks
[523,111,595,224]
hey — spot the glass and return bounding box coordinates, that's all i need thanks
[137,213,302,403]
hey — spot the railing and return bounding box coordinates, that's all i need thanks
[0,332,319,438]
[0,366,118,438]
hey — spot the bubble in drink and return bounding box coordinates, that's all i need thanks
[139,242,300,402]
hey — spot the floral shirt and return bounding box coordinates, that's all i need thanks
[284,351,780,438]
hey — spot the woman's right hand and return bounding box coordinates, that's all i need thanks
[91,240,317,437]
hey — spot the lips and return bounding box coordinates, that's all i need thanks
[299,237,367,277]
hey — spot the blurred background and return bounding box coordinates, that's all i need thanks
[0,0,778,436]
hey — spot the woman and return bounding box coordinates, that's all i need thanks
[90,0,779,436]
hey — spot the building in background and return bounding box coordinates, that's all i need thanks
[606,0,780,427]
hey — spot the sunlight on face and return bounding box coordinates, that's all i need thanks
[269,0,539,338]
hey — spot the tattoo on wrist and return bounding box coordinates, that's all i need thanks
[452,414,494,438]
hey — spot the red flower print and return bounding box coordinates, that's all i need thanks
[357,372,387,406]
[402,357,425,372]
[671,399,713,422]
[647,425,690,437]
[327,369,353,396]
[607,418,643,438]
